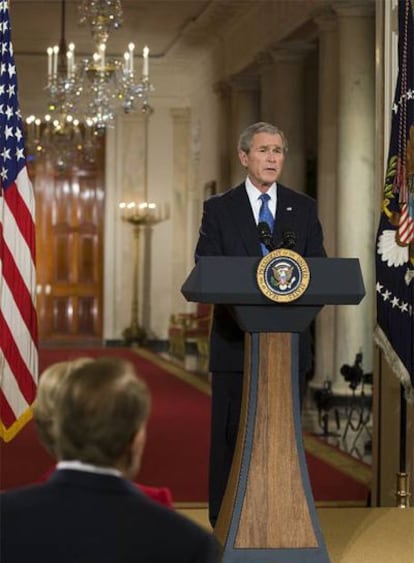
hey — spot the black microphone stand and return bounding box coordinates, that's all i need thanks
[258,222,275,252]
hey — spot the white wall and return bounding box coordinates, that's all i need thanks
[15,0,377,347]
[101,51,232,340]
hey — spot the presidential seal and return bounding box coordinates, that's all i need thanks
[256,249,310,303]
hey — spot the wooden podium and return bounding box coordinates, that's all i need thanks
[182,256,365,563]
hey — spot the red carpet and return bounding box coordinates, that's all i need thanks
[0,347,370,505]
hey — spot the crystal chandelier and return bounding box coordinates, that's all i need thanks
[58,0,153,130]
[78,0,123,46]
[25,114,98,172]
[80,39,152,131]
[77,0,153,132]
[24,0,94,171]
[26,0,153,171]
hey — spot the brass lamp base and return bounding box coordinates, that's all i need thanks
[395,472,411,508]
[122,323,147,346]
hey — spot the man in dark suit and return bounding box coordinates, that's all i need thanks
[0,357,221,563]
[195,121,326,527]
[32,357,174,508]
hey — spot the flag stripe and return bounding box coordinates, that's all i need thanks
[4,169,37,263]
[1,240,37,338]
[0,347,33,421]
[398,203,414,243]
[0,0,38,442]
[2,186,37,333]
[0,387,20,429]
[0,281,38,388]
[0,386,34,442]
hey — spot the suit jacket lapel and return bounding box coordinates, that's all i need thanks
[224,183,304,255]
[273,184,297,247]
[228,184,261,255]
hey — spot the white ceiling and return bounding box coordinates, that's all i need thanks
[10,0,257,60]
[10,0,334,118]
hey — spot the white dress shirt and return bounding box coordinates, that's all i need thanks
[57,460,123,478]
[244,177,277,224]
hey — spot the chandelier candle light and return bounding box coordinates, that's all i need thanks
[45,29,153,130]
[78,0,153,129]
[25,0,154,171]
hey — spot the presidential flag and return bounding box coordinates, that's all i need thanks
[0,0,38,441]
[375,0,414,403]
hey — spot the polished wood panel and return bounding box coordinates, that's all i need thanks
[30,141,104,344]
[235,333,316,548]
[215,332,327,562]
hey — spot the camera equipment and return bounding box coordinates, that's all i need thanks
[340,352,373,391]
[314,380,340,437]
[340,352,372,459]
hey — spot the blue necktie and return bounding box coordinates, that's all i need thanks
[258,193,274,255]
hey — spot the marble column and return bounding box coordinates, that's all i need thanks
[170,107,192,313]
[103,113,146,341]
[228,76,259,186]
[213,80,232,192]
[333,2,375,395]
[312,14,339,390]
[258,44,312,192]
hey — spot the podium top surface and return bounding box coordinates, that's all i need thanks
[182,256,365,306]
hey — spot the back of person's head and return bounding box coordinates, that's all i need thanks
[238,121,288,154]
[54,357,151,476]
[33,358,93,456]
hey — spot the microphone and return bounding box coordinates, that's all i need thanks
[279,229,297,250]
[258,221,275,252]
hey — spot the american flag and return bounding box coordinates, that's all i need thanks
[375,0,414,402]
[0,0,38,441]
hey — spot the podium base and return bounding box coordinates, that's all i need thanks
[219,547,329,563]
[215,332,330,563]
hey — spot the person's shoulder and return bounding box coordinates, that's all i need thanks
[0,481,49,512]
[1,481,48,498]
[204,183,245,207]
[278,184,317,206]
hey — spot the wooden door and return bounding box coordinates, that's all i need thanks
[30,143,105,345]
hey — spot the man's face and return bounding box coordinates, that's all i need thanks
[238,132,285,191]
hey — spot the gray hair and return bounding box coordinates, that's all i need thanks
[55,357,151,467]
[237,121,288,154]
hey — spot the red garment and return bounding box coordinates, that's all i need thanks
[37,466,174,508]
[136,483,173,508]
